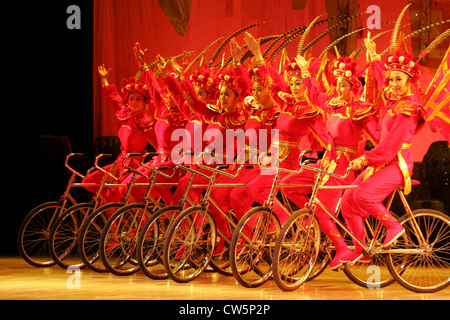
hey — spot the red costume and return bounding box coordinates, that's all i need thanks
[341,51,426,263]
[82,77,157,202]
[168,69,214,205]
[244,59,335,226]
[116,68,188,204]
[279,57,380,269]
[209,64,284,227]
[174,66,250,237]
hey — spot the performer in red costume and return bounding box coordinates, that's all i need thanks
[82,65,157,202]
[340,40,426,265]
[279,55,380,270]
[116,43,188,204]
[172,52,251,238]
[218,33,285,224]
[167,62,217,205]
[244,55,335,226]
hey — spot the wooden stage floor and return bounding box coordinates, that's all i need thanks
[1,256,449,301]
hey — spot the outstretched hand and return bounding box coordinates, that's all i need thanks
[97,64,111,85]
[97,64,111,78]
[133,42,148,67]
[171,58,183,77]
[230,37,243,61]
[295,55,312,73]
[243,32,260,55]
[156,54,169,74]
[364,38,379,60]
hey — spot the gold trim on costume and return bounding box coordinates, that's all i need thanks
[270,139,299,162]
[363,142,413,194]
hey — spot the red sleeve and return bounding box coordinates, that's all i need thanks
[179,78,216,118]
[102,84,124,111]
[302,77,329,111]
[364,113,415,166]
[358,114,381,146]
[161,75,186,111]
[140,69,165,116]
[352,103,381,145]
[368,60,386,89]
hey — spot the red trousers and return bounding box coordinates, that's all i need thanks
[341,162,405,251]
[279,156,356,251]
[205,166,263,237]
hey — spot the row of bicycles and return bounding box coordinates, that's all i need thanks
[18,150,450,293]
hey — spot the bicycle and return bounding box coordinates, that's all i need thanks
[77,152,153,272]
[162,154,249,283]
[135,156,207,280]
[17,153,97,267]
[275,156,399,288]
[48,153,133,269]
[272,150,450,293]
[228,152,305,288]
[99,160,176,276]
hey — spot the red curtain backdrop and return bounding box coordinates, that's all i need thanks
[92,0,446,160]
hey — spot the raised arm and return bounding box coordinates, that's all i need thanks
[133,42,166,116]
[98,64,124,111]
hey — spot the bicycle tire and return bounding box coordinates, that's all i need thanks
[229,206,281,288]
[272,209,321,291]
[49,202,96,269]
[385,209,450,293]
[343,212,400,289]
[163,206,216,283]
[208,233,233,276]
[136,205,182,280]
[208,210,237,276]
[100,203,153,276]
[78,202,124,272]
[17,201,64,267]
[306,233,332,281]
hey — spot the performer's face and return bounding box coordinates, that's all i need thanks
[195,87,210,103]
[289,76,305,101]
[336,77,352,101]
[219,86,238,112]
[389,71,411,97]
[252,83,271,107]
[128,92,146,113]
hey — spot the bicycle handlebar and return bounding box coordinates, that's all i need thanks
[256,149,352,180]
[197,163,252,178]
[64,153,87,179]
[177,151,252,179]
[297,149,352,180]
[129,152,179,179]
[94,154,118,181]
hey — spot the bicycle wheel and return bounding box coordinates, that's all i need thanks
[306,233,332,281]
[49,202,96,269]
[230,206,281,288]
[385,209,450,293]
[137,205,182,280]
[272,209,320,291]
[163,206,216,283]
[208,210,237,276]
[78,202,124,272]
[343,213,399,289]
[209,233,232,276]
[17,201,65,267]
[100,203,153,276]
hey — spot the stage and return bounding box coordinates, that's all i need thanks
[1,256,448,301]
